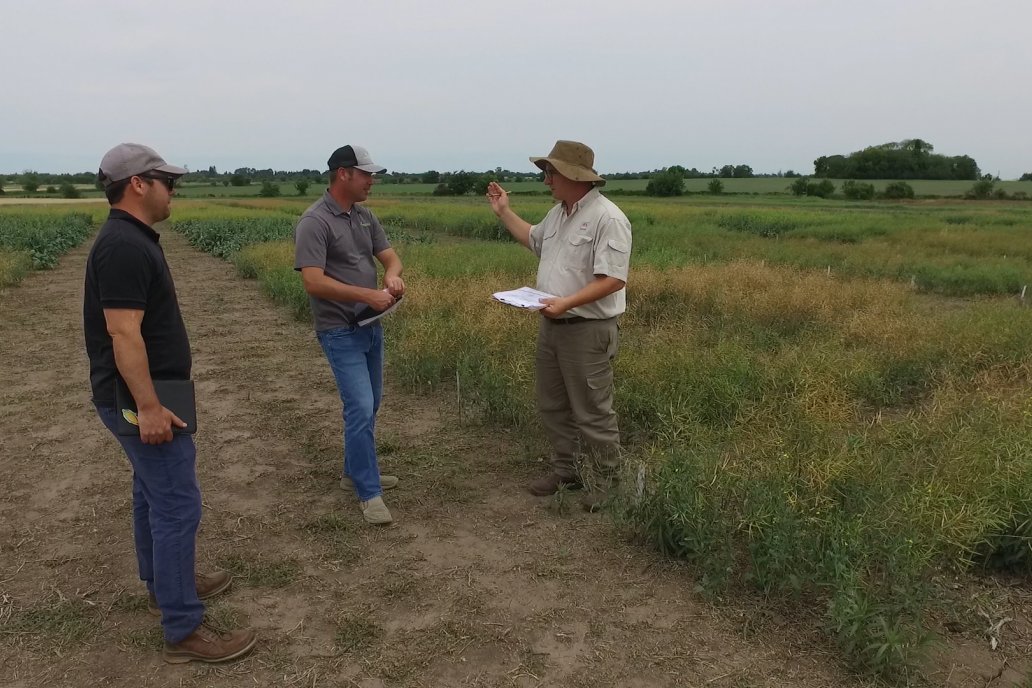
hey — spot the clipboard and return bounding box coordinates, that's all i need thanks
[115,378,197,436]
[354,294,403,327]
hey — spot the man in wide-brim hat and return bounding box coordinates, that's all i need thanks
[487,140,632,511]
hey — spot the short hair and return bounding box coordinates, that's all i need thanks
[104,178,131,204]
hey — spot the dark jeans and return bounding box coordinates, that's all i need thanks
[94,403,204,643]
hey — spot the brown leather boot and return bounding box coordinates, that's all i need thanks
[528,473,582,496]
[163,623,257,664]
[148,570,232,616]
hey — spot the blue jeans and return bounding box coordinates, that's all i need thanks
[317,323,384,501]
[94,403,204,644]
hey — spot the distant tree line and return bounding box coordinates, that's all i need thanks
[813,139,979,180]
[7,141,1027,197]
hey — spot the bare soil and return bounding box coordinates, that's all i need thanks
[1,229,1028,687]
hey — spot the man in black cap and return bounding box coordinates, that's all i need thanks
[293,145,405,525]
[85,143,256,663]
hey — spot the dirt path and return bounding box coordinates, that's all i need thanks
[0,229,1011,687]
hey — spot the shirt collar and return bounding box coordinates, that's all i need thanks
[109,208,159,242]
[564,186,601,217]
[322,189,363,218]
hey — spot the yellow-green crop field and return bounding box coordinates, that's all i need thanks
[3,193,1030,677]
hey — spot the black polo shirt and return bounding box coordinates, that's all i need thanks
[83,209,191,406]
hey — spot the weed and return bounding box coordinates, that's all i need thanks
[217,553,303,588]
[333,612,382,653]
[2,594,101,648]
[300,513,357,560]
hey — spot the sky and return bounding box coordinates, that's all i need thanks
[2,0,1030,178]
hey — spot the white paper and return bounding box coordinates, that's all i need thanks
[492,286,557,311]
[356,294,403,327]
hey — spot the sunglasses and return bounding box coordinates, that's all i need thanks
[139,173,176,192]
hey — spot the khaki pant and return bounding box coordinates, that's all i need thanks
[535,317,621,481]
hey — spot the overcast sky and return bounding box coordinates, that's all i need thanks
[2,0,1030,178]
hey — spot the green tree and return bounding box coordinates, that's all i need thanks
[807,179,835,198]
[789,177,809,196]
[732,164,754,178]
[645,168,685,197]
[474,173,499,197]
[230,174,249,187]
[789,177,834,197]
[842,180,875,200]
[1019,172,1032,182]
[60,182,82,199]
[21,172,40,193]
[446,171,475,196]
[901,138,933,155]
[421,170,441,184]
[707,178,724,194]
[883,181,915,199]
[258,181,281,197]
[295,180,310,196]
[966,177,996,199]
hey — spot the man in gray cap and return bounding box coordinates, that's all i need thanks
[293,145,405,525]
[84,143,256,663]
[487,140,632,511]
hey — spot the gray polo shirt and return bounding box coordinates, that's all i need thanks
[528,188,632,320]
[293,191,391,331]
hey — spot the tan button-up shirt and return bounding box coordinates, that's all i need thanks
[528,188,632,320]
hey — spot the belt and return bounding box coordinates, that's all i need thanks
[546,316,591,325]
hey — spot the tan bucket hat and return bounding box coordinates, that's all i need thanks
[529,140,606,186]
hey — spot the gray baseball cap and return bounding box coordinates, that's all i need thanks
[97,143,188,188]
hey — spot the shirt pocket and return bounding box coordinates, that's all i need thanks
[563,232,595,276]
[537,224,560,261]
[601,237,631,272]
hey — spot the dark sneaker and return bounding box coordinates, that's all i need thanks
[163,623,257,664]
[528,473,582,497]
[148,570,233,616]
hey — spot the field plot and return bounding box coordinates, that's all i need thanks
[0,206,98,289]
[1,194,1029,686]
[185,195,1032,680]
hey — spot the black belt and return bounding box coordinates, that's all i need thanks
[547,316,591,325]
